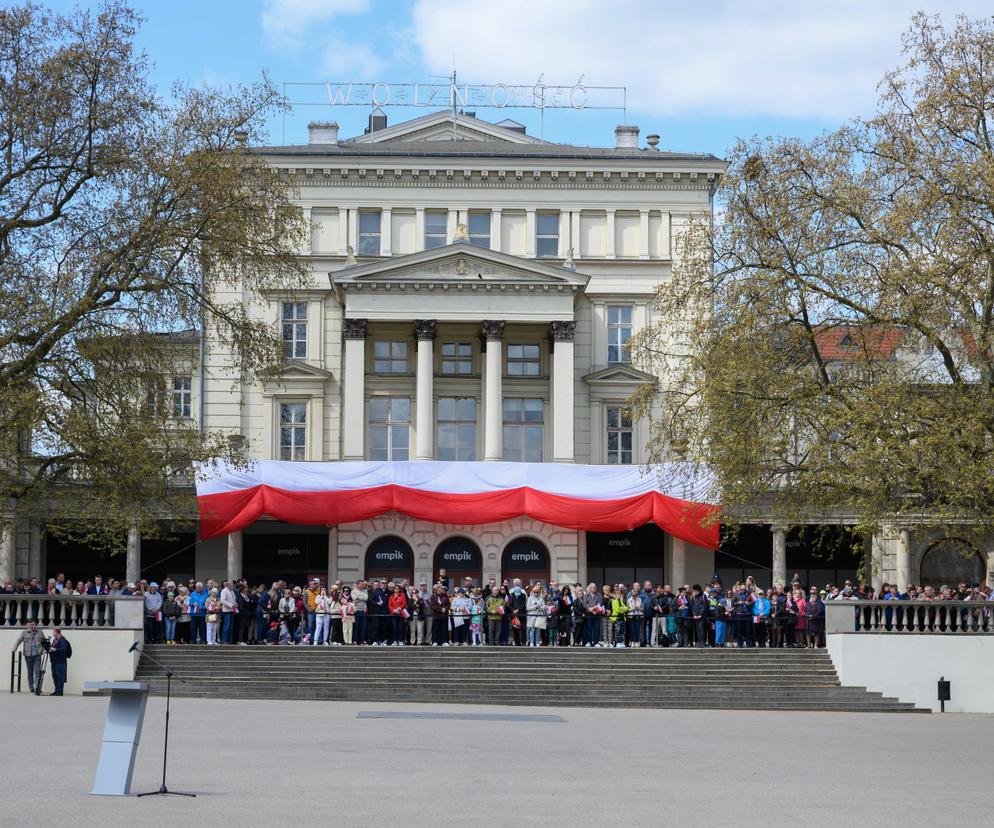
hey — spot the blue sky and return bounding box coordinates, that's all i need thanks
[51,0,989,157]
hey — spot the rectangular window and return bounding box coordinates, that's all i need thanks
[369,397,410,461]
[279,402,307,461]
[437,397,477,461]
[606,407,633,464]
[373,341,408,373]
[468,212,490,248]
[503,398,544,462]
[441,342,473,375]
[507,343,540,376]
[607,305,633,364]
[282,301,307,359]
[171,376,192,419]
[425,211,448,249]
[357,210,381,256]
[536,212,559,258]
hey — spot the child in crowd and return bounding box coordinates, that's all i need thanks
[469,588,485,646]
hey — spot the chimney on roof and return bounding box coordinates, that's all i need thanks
[615,124,639,149]
[364,108,387,135]
[308,121,339,145]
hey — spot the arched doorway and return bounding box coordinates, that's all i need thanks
[920,538,986,587]
[502,537,551,586]
[434,536,482,588]
[364,536,414,584]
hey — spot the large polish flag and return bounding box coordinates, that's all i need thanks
[195,460,720,549]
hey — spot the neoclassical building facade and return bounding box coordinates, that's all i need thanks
[4,110,989,591]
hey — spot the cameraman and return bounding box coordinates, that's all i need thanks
[47,627,71,696]
[10,620,47,695]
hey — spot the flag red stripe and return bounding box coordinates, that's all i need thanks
[197,485,719,549]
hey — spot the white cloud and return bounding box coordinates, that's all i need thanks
[262,0,369,49]
[320,36,385,77]
[410,0,992,120]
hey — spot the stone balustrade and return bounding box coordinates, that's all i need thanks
[825,599,993,635]
[0,594,144,630]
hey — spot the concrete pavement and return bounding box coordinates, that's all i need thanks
[1,693,989,826]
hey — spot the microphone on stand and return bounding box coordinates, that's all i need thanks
[129,641,140,653]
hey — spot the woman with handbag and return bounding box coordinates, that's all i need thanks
[205,589,221,646]
[526,586,544,647]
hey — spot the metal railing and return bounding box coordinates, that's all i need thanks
[0,594,144,630]
[825,600,994,634]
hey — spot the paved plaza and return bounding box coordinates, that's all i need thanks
[1,693,990,826]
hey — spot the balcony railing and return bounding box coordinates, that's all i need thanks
[0,594,143,630]
[825,599,994,634]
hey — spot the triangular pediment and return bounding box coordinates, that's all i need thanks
[332,244,588,289]
[583,364,658,385]
[346,111,548,145]
[266,360,333,380]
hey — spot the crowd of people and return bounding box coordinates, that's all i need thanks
[5,570,991,646]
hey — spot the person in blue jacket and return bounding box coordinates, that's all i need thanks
[188,582,208,644]
[752,590,772,648]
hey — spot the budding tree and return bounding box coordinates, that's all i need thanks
[631,14,994,537]
[0,1,307,545]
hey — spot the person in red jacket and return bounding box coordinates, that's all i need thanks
[388,584,409,646]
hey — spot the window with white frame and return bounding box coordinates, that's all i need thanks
[425,210,447,249]
[503,398,543,462]
[171,376,192,419]
[357,210,381,255]
[468,212,490,248]
[535,212,559,258]
[606,406,633,464]
[369,397,410,461]
[282,301,307,359]
[437,397,476,461]
[441,342,473,375]
[607,305,632,364]
[506,343,540,376]
[279,402,307,460]
[373,340,408,373]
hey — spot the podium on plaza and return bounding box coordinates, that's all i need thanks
[85,681,149,796]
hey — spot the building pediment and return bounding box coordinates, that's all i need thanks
[583,364,658,386]
[331,244,588,292]
[265,360,333,381]
[345,111,547,145]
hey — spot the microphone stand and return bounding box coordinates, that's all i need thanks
[132,644,196,798]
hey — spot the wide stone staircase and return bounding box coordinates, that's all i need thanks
[136,645,924,712]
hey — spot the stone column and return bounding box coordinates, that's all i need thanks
[380,207,392,255]
[327,526,339,584]
[870,528,885,592]
[491,208,502,252]
[414,319,436,460]
[670,535,686,588]
[28,521,41,581]
[525,209,536,257]
[342,319,367,460]
[226,530,243,582]
[638,209,650,259]
[0,522,14,586]
[415,207,425,251]
[347,208,358,252]
[606,209,616,258]
[896,527,912,592]
[550,321,576,462]
[771,526,787,587]
[482,320,505,461]
[126,524,141,586]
